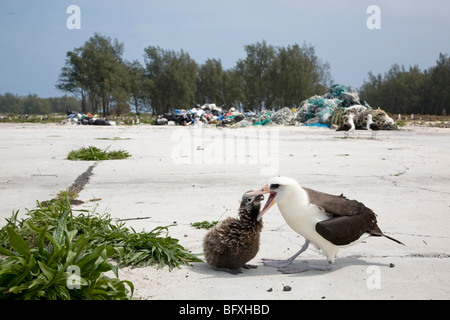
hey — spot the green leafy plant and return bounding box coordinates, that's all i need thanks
[0,198,202,299]
[111,225,202,269]
[67,146,130,161]
[0,208,133,300]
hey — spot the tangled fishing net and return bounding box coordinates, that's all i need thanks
[298,84,397,130]
[228,84,397,129]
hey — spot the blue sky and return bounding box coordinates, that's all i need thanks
[1,0,449,98]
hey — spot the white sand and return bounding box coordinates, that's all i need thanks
[0,123,449,299]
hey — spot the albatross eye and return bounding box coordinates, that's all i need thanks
[247,197,252,202]
[270,183,280,189]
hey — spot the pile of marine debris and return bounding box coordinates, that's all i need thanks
[64,109,114,126]
[154,85,397,130]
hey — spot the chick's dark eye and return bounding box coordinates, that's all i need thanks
[247,198,252,202]
[271,184,280,189]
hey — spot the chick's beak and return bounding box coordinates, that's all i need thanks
[247,185,277,221]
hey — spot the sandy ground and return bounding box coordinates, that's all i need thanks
[0,122,449,300]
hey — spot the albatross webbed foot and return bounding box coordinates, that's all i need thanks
[242,264,258,269]
[262,240,311,269]
[262,258,293,268]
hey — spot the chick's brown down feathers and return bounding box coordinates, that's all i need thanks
[203,192,264,271]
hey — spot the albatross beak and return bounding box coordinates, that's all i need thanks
[247,185,277,221]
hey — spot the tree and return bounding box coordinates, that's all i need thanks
[81,34,130,115]
[303,44,332,97]
[360,64,427,114]
[56,33,130,115]
[56,49,87,113]
[360,53,450,115]
[48,96,80,114]
[271,43,331,108]
[196,58,225,105]
[0,93,79,115]
[22,94,51,114]
[236,41,276,111]
[427,53,450,115]
[144,46,198,114]
[126,60,151,114]
[359,71,382,108]
[0,93,23,114]
[235,41,331,111]
[221,68,245,110]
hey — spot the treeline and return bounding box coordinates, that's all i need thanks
[55,33,332,115]
[2,32,448,116]
[360,53,450,115]
[0,93,79,115]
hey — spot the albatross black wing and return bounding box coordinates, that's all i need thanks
[303,187,404,246]
[304,187,380,245]
[315,209,379,245]
[303,187,365,216]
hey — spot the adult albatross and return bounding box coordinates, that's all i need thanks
[366,114,381,139]
[336,114,355,138]
[247,177,404,273]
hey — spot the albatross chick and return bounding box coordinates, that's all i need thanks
[203,191,264,274]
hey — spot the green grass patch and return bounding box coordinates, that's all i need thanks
[56,189,78,201]
[40,189,83,208]
[190,220,219,230]
[67,146,131,161]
